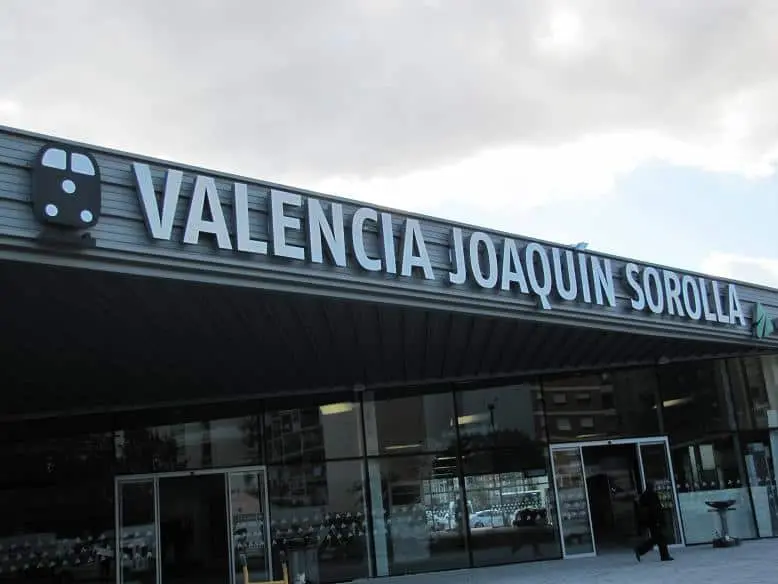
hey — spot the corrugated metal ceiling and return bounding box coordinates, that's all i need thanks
[0,259,766,419]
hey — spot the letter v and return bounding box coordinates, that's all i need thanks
[133,162,183,241]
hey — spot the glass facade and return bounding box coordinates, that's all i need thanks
[2,355,778,582]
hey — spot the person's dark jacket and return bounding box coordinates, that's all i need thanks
[638,488,664,528]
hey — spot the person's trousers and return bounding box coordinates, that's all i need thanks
[636,526,671,560]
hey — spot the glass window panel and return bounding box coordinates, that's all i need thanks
[639,443,682,545]
[230,470,270,582]
[544,368,661,443]
[0,429,116,489]
[0,480,117,584]
[551,447,594,556]
[455,383,544,451]
[462,449,560,566]
[267,460,368,583]
[364,391,455,455]
[265,396,362,462]
[115,414,260,473]
[366,454,469,576]
[0,417,119,584]
[728,357,778,431]
[659,360,736,442]
[671,434,757,544]
[739,430,778,538]
[118,480,156,584]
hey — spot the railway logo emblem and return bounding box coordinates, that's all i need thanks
[31,143,102,228]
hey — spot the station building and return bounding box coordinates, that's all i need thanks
[1,125,778,584]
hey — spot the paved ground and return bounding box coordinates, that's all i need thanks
[359,540,777,584]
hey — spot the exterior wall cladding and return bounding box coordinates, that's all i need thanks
[1,124,778,584]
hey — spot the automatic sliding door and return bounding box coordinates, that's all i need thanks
[117,479,158,584]
[550,447,595,557]
[639,441,683,545]
[228,469,271,584]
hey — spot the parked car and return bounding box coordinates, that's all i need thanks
[469,510,507,528]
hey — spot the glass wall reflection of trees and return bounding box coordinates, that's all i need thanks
[363,383,561,575]
[456,384,561,566]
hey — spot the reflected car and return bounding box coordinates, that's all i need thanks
[469,510,508,529]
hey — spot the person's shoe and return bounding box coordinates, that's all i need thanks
[661,556,675,562]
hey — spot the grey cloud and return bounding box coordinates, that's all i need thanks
[2,0,778,182]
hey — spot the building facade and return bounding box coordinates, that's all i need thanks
[1,126,778,584]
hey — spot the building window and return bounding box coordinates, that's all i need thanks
[556,418,572,432]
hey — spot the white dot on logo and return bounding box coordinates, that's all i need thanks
[45,204,59,217]
[61,179,76,194]
[80,210,94,223]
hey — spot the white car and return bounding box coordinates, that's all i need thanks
[469,510,507,529]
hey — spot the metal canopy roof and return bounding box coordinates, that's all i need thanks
[0,259,767,420]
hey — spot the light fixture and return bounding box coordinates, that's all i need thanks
[662,397,693,409]
[319,403,355,415]
[456,413,490,426]
[384,443,421,451]
[572,242,589,250]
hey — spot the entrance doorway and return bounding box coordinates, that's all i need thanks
[582,444,642,551]
[550,437,684,558]
[115,467,272,584]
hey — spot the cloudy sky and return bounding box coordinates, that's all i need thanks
[2,1,777,287]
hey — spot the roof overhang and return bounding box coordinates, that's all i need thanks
[0,259,770,420]
[1,125,778,420]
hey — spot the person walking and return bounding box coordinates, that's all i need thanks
[634,481,674,562]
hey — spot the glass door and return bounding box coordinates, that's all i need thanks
[550,446,595,558]
[638,439,684,546]
[116,479,159,584]
[228,468,272,584]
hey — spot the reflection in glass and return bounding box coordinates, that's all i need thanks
[639,443,682,544]
[456,383,545,450]
[551,447,594,556]
[740,432,778,538]
[264,398,363,463]
[267,460,368,583]
[543,369,661,442]
[364,391,455,455]
[367,455,469,576]
[118,480,157,584]
[115,415,260,473]
[0,482,116,583]
[462,450,560,566]
[660,361,736,443]
[671,435,757,544]
[728,357,778,431]
[230,470,270,583]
